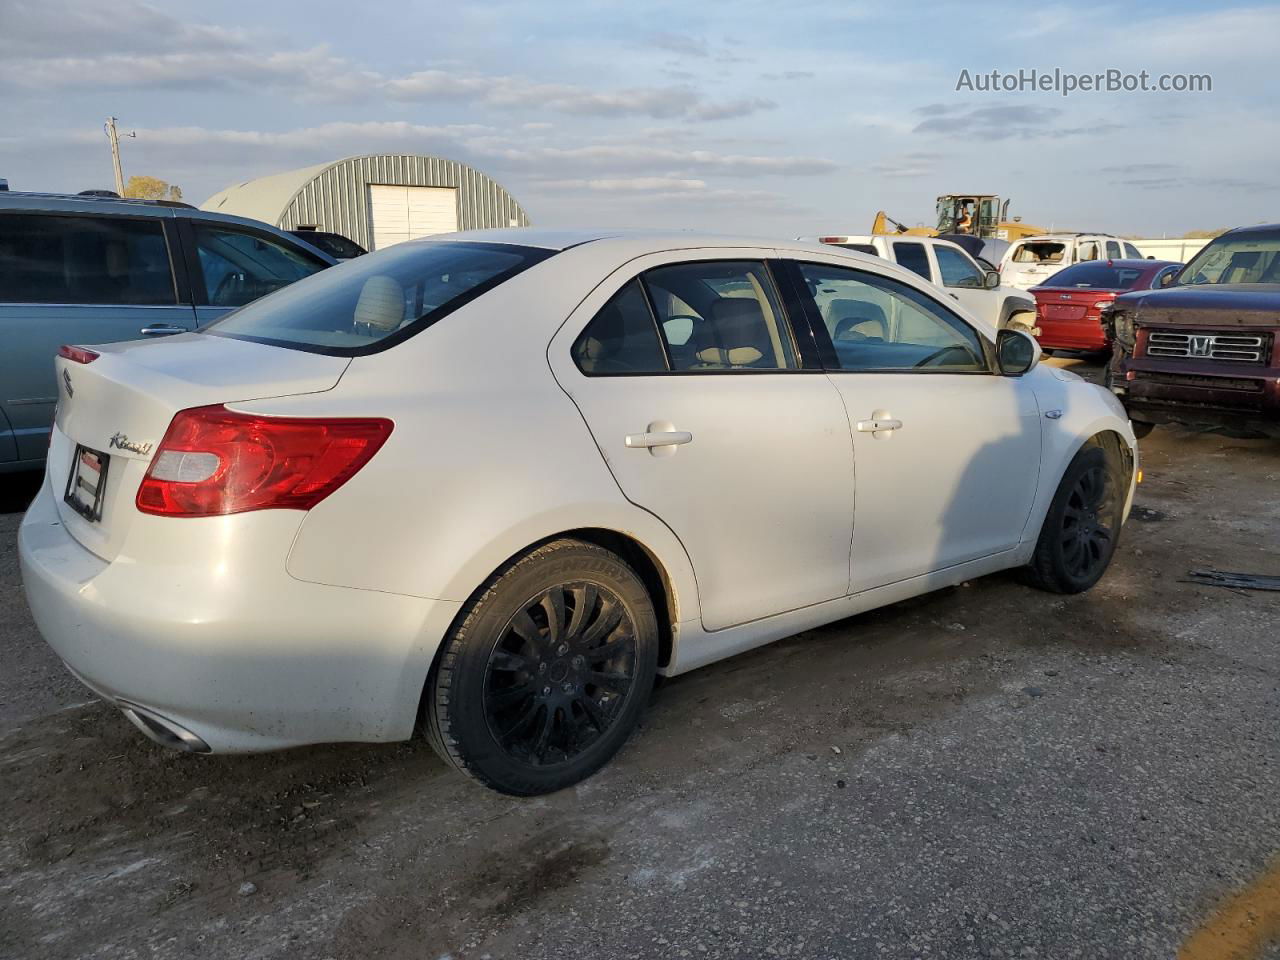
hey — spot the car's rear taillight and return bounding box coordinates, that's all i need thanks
[59,345,99,364]
[136,405,393,517]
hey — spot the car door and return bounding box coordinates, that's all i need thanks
[782,257,1042,594]
[0,210,196,461]
[548,252,855,631]
[179,219,331,327]
[931,242,999,327]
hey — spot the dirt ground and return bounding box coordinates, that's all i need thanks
[2,358,1278,960]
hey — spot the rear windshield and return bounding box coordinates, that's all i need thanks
[834,243,878,256]
[208,241,552,355]
[1177,229,1280,285]
[1041,262,1148,290]
[1012,242,1066,264]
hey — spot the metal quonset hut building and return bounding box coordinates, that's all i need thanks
[201,154,530,252]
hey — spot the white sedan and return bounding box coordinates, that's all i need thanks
[20,231,1138,796]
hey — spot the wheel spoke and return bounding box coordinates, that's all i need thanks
[489,650,528,672]
[541,587,566,645]
[582,633,632,662]
[576,695,608,732]
[509,609,543,648]
[488,679,536,708]
[565,584,597,640]
[530,706,556,763]
[589,670,632,693]
[581,598,624,646]
[498,698,541,740]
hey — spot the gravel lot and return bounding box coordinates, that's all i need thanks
[2,359,1278,960]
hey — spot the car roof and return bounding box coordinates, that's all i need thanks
[1222,223,1280,235]
[1012,233,1121,243]
[426,228,854,253]
[0,191,337,263]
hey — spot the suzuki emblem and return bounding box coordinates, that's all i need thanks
[1189,335,1213,357]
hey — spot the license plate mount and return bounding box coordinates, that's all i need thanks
[64,445,110,523]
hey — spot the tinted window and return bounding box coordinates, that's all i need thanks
[0,213,176,305]
[642,261,796,371]
[892,242,931,280]
[194,224,327,307]
[836,243,878,255]
[573,280,667,374]
[797,262,985,372]
[1123,242,1143,259]
[209,241,549,353]
[1105,240,1122,259]
[293,231,366,259]
[1041,262,1147,290]
[933,245,984,288]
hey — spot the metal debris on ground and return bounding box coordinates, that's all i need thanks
[1184,569,1280,592]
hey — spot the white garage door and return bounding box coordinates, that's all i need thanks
[367,184,459,250]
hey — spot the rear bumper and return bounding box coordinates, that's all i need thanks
[1036,320,1108,352]
[19,473,460,752]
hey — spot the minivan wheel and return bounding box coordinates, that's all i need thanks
[425,539,658,796]
[1022,444,1124,594]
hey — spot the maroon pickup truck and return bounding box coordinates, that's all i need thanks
[1106,224,1280,439]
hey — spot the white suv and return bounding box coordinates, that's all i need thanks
[807,234,1037,332]
[1001,234,1145,291]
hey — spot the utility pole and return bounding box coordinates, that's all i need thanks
[104,117,134,196]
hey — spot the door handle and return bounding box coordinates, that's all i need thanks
[949,293,959,300]
[856,410,902,440]
[625,430,693,449]
[625,421,692,458]
[139,324,187,336]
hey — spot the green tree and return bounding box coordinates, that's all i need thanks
[123,175,183,201]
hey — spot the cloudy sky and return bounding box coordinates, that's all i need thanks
[0,0,1275,237]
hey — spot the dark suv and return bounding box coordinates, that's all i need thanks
[0,193,335,472]
[1106,224,1280,439]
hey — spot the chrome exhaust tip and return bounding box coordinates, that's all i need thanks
[118,701,211,753]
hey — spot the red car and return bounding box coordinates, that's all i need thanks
[1030,259,1181,354]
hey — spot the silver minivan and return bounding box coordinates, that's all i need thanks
[0,193,335,472]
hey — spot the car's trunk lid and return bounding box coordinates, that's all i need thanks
[50,333,350,560]
[1037,287,1114,322]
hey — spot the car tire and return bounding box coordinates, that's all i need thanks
[425,538,659,796]
[1022,443,1125,594]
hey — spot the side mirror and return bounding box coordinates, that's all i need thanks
[1159,271,1176,287]
[996,328,1040,376]
[984,270,1000,289]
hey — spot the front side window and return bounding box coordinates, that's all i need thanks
[933,245,984,288]
[194,224,328,307]
[0,213,176,306]
[892,241,932,281]
[1123,242,1143,259]
[209,240,549,353]
[796,262,986,373]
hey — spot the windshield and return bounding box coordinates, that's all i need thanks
[1177,230,1280,285]
[208,241,552,355]
[1041,262,1149,290]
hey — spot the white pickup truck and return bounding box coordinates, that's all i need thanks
[807,234,1038,332]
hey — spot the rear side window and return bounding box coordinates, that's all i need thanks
[0,213,176,305]
[209,241,550,354]
[193,224,328,307]
[892,241,931,280]
[572,260,797,374]
[1042,262,1146,290]
[573,281,667,374]
[1123,242,1143,259]
[1105,240,1122,259]
[644,261,796,371]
